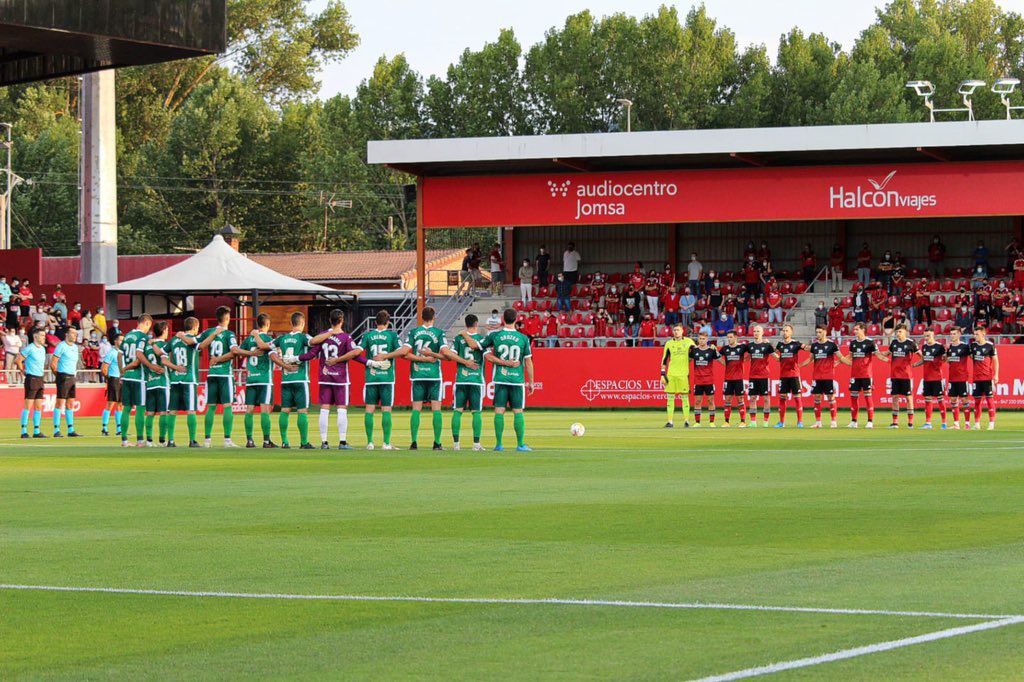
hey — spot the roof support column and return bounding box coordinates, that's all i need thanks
[837,220,848,275]
[668,224,678,275]
[503,226,515,282]
[79,70,118,285]
[416,177,425,322]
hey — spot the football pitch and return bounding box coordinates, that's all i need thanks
[3,411,1024,680]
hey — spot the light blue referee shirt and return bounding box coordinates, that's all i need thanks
[102,348,121,379]
[21,343,46,377]
[53,341,79,375]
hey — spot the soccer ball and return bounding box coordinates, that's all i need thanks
[570,422,586,437]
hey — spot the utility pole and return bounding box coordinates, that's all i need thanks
[0,123,32,251]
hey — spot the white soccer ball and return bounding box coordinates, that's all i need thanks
[570,422,586,437]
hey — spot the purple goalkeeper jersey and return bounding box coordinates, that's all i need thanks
[299,330,364,385]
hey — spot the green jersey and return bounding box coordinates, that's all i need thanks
[199,328,238,377]
[273,332,311,383]
[361,328,400,384]
[452,332,485,385]
[167,334,199,384]
[121,329,150,381]
[481,328,532,385]
[404,325,448,381]
[240,333,274,385]
[144,340,169,389]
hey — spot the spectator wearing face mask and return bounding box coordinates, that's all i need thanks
[639,314,657,347]
[927,235,946,278]
[686,253,703,297]
[814,301,828,328]
[555,273,572,313]
[877,251,894,292]
[713,312,734,337]
[973,240,990,277]
[828,299,845,343]
[766,287,784,325]
[679,287,695,329]
[955,304,973,331]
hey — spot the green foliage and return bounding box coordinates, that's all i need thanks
[5,0,1024,255]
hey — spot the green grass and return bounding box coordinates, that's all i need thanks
[3,411,1024,679]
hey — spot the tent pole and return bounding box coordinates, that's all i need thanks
[253,290,260,318]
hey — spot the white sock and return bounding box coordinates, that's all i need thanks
[319,408,330,442]
[337,408,348,442]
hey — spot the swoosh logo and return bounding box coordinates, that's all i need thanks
[867,170,897,191]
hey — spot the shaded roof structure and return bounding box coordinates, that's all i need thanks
[250,249,464,285]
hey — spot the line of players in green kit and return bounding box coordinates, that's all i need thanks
[109,306,535,452]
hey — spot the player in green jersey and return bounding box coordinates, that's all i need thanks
[197,306,240,447]
[401,306,449,450]
[661,323,695,428]
[139,321,185,447]
[120,314,154,447]
[441,313,486,451]
[481,308,535,452]
[360,310,407,450]
[165,317,202,447]
[234,313,278,449]
[267,311,314,449]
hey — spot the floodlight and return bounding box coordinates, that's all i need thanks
[993,77,1024,119]
[957,79,986,95]
[906,80,934,97]
[615,98,633,132]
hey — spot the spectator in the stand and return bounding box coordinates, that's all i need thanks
[660,263,675,289]
[955,304,973,332]
[757,240,772,266]
[93,307,107,336]
[766,287,783,325]
[51,295,67,322]
[591,271,607,307]
[973,239,990,276]
[828,299,845,343]
[686,253,703,297]
[814,301,828,329]
[970,265,987,291]
[6,289,20,330]
[992,281,1011,321]
[1005,237,1022,271]
[735,285,750,327]
[708,279,723,320]
[869,281,887,323]
[594,308,612,339]
[697,314,713,338]
[18,279,33,319]
[893,250,907,271]
[828,243,845,293]
[975,279,993,314]
[625,314,640,347]
[742,254,762,297]
[489,243,504,295]
[67,302,82,328]
[743,240,757,261]
[800,243,816,289]
[722,293,737,324]
[543,310,559,348]
[4,325,22,372]
[877,251,894,292]
[713,312,733,337]
[928,235,946,278]
[1013,252,1024,290]
[460,248,473,284]
[0,275,10,329]
[639,314,657,347]
[623,285,642,324]
[900,284,916,326]
[1004,294,1020,334]
[890,268,906,297]
[80,310,94,342]
[880,309,899,341]
[644,270,661,317]
[679,287,695,329]
[703,270,718,303]
[562,242,581,285]
[628,263,645,292]
[662,285,681,327]
[975,304,991,330]
[605,285,621,320]
[486,309,501,331]
[853,284,869,323]
[915,284,932,325]
[536,246,551,287]
[518,259,534,304]
[758,259,774,291]
[856,243,872,287]
[555,273,572,313]
[31,298,50,328]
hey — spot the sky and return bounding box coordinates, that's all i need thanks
[310,0,1024,99]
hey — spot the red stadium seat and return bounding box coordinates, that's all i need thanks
[569,312,582,325]
[927,280,939,292]
[940,280,954,292]
[512,301,524,311]
[930,323,943,334]
[695,298,708,311]
[578,286,591,297]
[557,313,569,324]
[953,267,966,277]
[517,314,527,323]
[525,301,537,312]
[780,282,793,294]
[935,309,951,322]
[842,296,853,308]
[583,313,595,324]
[562,341,574,348]
[782,296,797,309]
[577,340,590,348]
[867,324,881,335]
[754,297,766,309]
[606,340,618,347]
[585,326,596,338]
[957,279,970,290]
[756,311,769,323]
[844,311,854,322]
[764,326,777,336]
[887,295,899,307]
[538,300,551,312]
[659,326,672,337]
[579,300,593,311]
[558,327,571,338]
[932,294,945,307]
[537,286,549,298]
[990,321,1004,333]
[1000,336,1015,344]
[734,324,746,336]
[609,273,622,284]
[793,282,808,295]
[912,323,926,335]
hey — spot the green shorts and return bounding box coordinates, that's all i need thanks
[245,384,273,406]
[364,383,394,407]
[665,376,690,395]
[411,380,442,403]
[493,383,525,410]
[145,385,169,413]
[453,384,484,412]
[122,379,146,407]
[169,383,198,412]
[280,382,309,410]
[206,375,235,405]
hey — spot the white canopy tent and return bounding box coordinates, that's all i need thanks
[108,235,348,315]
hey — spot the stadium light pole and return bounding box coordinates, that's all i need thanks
[992,77,1022,120]
[906,80,986,122]
[958,80,986,121]
[616,98,633,132]
[906,81,936,122]
[0,123,32,251]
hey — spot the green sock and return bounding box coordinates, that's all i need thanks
[223,410,234,439]
[187,413,197,442]
[472,411,482,442]
[681,396,691,424]
[382,411,392,445]
[297,412,309,445]
[432,409,442,444]
[667,396,675,423]
[410,409,421,443]
[167,414,177,442]
[364,411,375,443]
[494,412,505,447]
[145,414,154,441]
[244,412,254,440]
[158,414,167,442]
[451,411,462,442]
[279,412,290,445]
[260,412,271,442]
[204,408,216,439]
[514,412,525,448]
[135,409,146,441]
[120,409,132,439]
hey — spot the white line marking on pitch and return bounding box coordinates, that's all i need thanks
[0,584,1020,621]
[690,616,1024,681]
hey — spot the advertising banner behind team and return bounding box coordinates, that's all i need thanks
[4,346,1023,414]
[421,161,1024,227]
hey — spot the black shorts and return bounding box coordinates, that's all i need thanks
[972,380,994,398]
[811,380,835,395]
[922,380,944,398]
[694,383,715,396]
[849,377,872,393]
[747,378,769,396]
[24,374,44,400]
[947,381,969,398]
[55,372,76,399]
[779,377,801,395]
[890,378,912,396]
[107,377,122,403]
[723,379,746,397]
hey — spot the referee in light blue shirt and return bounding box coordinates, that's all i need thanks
[50,327,82,437]
[18,328,48,438]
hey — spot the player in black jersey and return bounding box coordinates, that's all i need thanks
[689,332,719,427]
